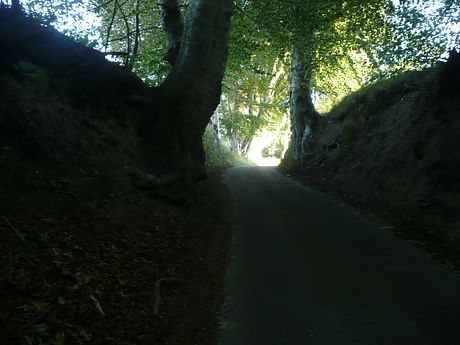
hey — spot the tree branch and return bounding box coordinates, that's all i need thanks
[104,0,118,52]
[158,0,184,65]
[115,0,131,66]
[129,0,141,68]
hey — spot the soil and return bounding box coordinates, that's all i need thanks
[0,10,232,345]
[282,52,460,272]
[0,167,231,345]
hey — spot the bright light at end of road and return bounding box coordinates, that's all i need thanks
[247,131,281,167]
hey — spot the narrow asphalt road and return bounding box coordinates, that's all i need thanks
[219,167,460,345]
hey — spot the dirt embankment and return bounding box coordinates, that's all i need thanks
[0,9,231,345]
[283,52,460,269]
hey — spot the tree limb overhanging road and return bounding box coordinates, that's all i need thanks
[219,167,460,345]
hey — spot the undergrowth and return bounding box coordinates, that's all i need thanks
[203,128,252,169]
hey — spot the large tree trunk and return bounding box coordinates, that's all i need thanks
[147,0,233,198]
[0,3,232,201]
[289,47,318,162]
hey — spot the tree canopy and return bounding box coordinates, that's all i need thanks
[10,0,460,163]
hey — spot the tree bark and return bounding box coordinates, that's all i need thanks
[148,0,233,198]
[158,0,184,65]
[289,47,318,162]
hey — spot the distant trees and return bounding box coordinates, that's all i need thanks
[226,0,459,162]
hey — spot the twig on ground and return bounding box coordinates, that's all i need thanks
[1,216,26,244]
[90,294,106,316]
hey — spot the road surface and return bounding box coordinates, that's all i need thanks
[219,167,460,345]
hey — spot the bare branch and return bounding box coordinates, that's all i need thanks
[104,0,118,52]
[158,0,184,65]
[115,0,131,66]
[129,0,141,68]
[2,216,26,244]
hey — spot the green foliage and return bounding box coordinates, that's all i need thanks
[21,0,100,45]
[202,128,252,168]
[18,0,460,160]
[225,0,391,153]
[232,0,458,114]
[220,111,265,141]
[262,139,285,159]
[312,0,459,112]
[92,0,174,82]
[221,44,290,156]
[21,0,175,83]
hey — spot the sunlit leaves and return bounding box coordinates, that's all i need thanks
[17,0,460,135]
[21,0,100,43]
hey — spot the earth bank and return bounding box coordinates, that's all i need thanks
[281,52,460,270]
[0,9,232,345]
